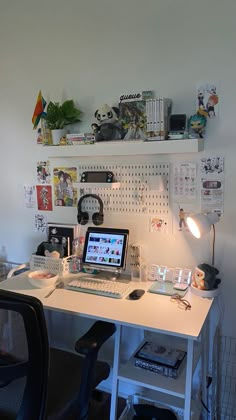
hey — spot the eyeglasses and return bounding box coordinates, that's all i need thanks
[170,293,191,311]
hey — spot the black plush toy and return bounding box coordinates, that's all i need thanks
[91,104,124,141]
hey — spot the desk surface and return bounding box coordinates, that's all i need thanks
[0,273,213,340]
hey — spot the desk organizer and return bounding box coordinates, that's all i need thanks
[30,254,71,276]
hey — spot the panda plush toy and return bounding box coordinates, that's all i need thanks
[92,104,124,141]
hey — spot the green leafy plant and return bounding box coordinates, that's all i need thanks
[45,99,81,130]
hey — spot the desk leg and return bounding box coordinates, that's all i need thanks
[110,324,122,420]
[184,338,194,420]
[201,318,209,420]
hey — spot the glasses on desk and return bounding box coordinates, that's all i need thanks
[170,293,191,311]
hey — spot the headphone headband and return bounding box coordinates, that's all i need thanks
[77,194,104,226]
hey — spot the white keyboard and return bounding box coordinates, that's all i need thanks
[67,277,132,299]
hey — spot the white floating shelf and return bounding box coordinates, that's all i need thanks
[74,182,120,189]
[44,138,203,158]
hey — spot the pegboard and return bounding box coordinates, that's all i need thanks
[77,163,169,214]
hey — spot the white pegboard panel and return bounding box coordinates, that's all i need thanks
[77,163,169,215]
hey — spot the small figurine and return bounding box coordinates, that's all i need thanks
[188,112,207,138]
[91,104,124,141]
[192,263,221,290]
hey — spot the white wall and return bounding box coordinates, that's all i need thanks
[0,0,236,336]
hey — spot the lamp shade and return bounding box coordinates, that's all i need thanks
[186,212,220,239]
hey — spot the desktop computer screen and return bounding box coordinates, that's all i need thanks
[82,227,129,272]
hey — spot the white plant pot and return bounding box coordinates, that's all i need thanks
[51,129,66,145]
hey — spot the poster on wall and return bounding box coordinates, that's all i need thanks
[24,185,36,208]
[34,213,47,233]
[36,185,53,211]
[37,160,51,184]
[172,163,197,201]
[196,82,219,118]
[53,166,78,207]
[200,156,224,216]
[149,215,170,233]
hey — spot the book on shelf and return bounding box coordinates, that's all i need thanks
[134,354,186,379]
[66,133,95,145]
[133,341,186,379]
[135,340,185,366]
[119,100,147,140]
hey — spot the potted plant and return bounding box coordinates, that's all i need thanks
[44,99,82,145]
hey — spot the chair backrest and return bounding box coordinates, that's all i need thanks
[0,289,49,420]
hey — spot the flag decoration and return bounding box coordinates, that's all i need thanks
[32,90,47,129]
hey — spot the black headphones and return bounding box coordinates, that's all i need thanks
[77,194,104,226]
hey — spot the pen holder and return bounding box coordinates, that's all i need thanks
[131,265,141,282]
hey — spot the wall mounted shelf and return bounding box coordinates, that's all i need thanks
[44,138,203,158]
[74,182,120,189]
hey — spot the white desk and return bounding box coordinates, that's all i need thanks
[0,273,214,420]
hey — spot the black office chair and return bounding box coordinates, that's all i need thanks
[0,289,116,420]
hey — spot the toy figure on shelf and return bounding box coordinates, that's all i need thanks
[91,104,124,141]
[192,263,221,290]
[188,112,207,138]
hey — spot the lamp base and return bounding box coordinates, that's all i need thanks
[190,284,220,298]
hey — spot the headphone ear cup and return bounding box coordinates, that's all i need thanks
[77,211,89,225]
[92,212,104,226]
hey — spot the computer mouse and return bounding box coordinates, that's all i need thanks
[128,289,145,300]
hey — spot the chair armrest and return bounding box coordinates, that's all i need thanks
[75,320,116,357]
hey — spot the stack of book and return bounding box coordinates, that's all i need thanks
[133,341,186,379]
[145,98,172,141]
[119,96,172,141]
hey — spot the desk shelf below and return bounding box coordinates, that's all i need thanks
[118,341,201,399]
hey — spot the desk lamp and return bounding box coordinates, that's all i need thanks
[186,212,221,297]
[186,212,220,265]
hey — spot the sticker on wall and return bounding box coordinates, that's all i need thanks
[53,166,78,207]
[37,160,51,184]
[200,156,224,176]
[34,213,47,233]
[196,82,219,118]
[150,215,169,233]
[24,185,36,208]
[173,162,197,201]
[36,185,53,211]
[173,204,195,234]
